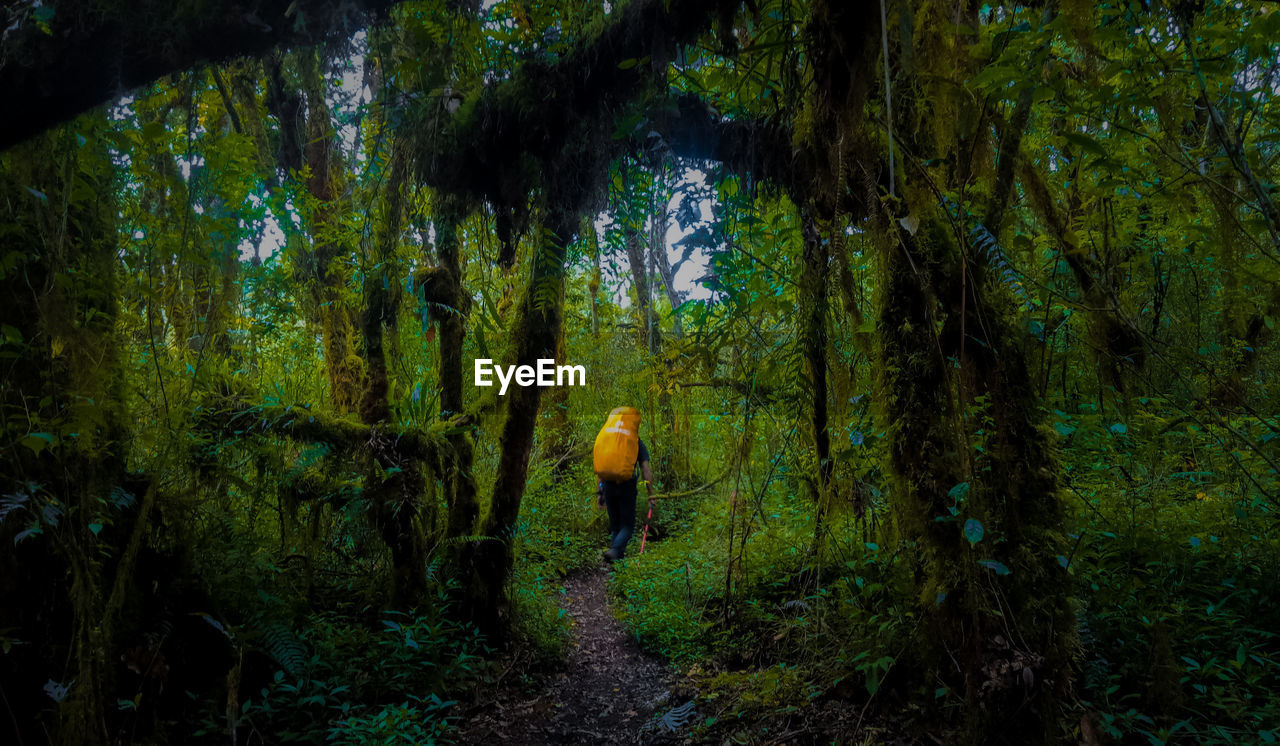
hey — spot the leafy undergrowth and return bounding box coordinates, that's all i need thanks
[607,485,917,743]
[1068,486,1280,743]
[600,413,1280,744]
[1058,406,1280,744]
[187,586,491,744]
[508,458,612,658]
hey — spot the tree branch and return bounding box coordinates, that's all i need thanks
[1,0,399,150]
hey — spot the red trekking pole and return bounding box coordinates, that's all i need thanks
[639,499,654,554]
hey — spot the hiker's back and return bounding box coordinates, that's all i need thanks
[593,407,640,482]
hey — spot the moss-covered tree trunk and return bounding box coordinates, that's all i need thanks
[429,201,481,541]
[275,51,363,414]
[648,182,679,490]
[1196,158,1279,406]
[625,226,659,353]
[1018,160,1146,391]
[456,209,573,639]
[541,325,574,480]
[358,146,407,427]
[1,122,131,746]
[875,204,1073,742]
[799,211,833,551]
[357,145,432,607]
[785,0,1075,738]
[588,218,602,338]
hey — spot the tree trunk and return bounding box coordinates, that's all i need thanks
[648,160,683,339]
[625,227,659,353]
[588,218,602,338]
[876,205,1073,743]
[277,51,364,414]
[456,209,574,640]
[428,201,482,542]
[1018,159,1146,390]
[800,212,833,552]
[541,326,574,480]
[357,145,430,607]
[833,0,1075,737]
[1,122,128,746]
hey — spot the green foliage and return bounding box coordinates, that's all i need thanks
[328,696,457,745]
[6,0,1280,743]
[1061,418,1280,744]
[701,664,813,719]
[506,460,602,657]
[218,603,487,743]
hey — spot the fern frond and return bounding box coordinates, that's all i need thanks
[656,700,697,732]
[436,533,497,547]
[940,197,1032,309]
[260,623,306,678]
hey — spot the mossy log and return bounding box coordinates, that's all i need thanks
[204,400,451,461]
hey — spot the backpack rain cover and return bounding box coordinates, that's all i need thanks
[593,407,641,482]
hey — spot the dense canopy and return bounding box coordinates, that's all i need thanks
[2,0,1279,743]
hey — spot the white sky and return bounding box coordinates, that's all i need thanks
[594,173,715,306]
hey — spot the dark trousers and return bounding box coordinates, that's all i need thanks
[603,485,638,558]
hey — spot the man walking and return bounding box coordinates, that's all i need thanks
[596,434,653,562]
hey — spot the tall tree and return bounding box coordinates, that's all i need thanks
[0,120,141,746]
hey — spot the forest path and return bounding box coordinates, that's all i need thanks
[460,564,684,744]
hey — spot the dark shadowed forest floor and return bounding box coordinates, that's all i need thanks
[459,566,687,744]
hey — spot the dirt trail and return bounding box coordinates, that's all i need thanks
[460,564,687,744]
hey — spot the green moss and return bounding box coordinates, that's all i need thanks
[872,207,1074,742]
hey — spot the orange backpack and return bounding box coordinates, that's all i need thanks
[593,407,641,482]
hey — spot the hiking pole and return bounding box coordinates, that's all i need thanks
[639,500,653,554]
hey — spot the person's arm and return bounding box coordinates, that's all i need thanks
[641,460,654,506]
[596,479,604,507]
